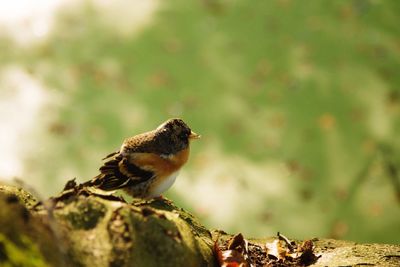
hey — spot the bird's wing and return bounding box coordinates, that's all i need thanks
[89,152,154,191]
[102,150,120,160]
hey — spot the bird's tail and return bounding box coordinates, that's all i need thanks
[82,150,124,191]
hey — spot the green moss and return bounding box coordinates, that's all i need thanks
[118,200,216,267]
[0,185,39,209]
[49,194,215,266]
[0,233,49,267]
[60,196,107,230]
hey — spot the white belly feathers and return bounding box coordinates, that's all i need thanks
[148,171,179,198]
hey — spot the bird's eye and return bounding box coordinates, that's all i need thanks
[179,131,190,140]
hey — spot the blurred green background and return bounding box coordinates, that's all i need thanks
[0,0,399,244]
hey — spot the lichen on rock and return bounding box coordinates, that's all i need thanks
[1,181,399,267]
[0,181,217,267]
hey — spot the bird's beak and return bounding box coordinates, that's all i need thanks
[189,131,201,140]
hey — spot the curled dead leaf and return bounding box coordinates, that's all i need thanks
[215,233,252,267]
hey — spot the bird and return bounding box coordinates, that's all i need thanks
[83,118,200,198]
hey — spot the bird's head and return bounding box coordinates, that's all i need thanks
[156,118,200,152]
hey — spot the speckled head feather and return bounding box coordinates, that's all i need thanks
[154,118,193,153]
[122,118,199,155]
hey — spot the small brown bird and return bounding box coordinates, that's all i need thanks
[83,118,200,198]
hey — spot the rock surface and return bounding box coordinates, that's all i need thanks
[0,182,399,267]
[0,183,216,267]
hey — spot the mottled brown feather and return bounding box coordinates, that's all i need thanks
[86,153,153,191]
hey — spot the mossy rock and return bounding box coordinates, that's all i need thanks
[3,183,397,267]
[0,185,62,267]
[51,194,216,267]
[0,183,216,267]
